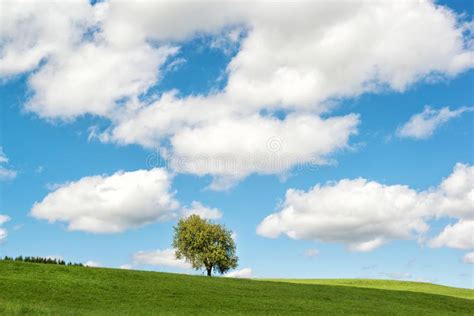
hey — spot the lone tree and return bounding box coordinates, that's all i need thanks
[173,215,238,276]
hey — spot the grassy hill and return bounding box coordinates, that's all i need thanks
[262,278,474,300]
[0,261,473,315]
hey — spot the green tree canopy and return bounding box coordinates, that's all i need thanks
[173,215,238,276]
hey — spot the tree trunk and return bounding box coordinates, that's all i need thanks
[206,267,212,277]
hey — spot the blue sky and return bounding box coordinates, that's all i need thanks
[0,1,473,287]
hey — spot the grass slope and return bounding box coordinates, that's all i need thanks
[262,279,474,300]
[0,261,473,315]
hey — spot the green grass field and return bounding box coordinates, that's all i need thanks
[262,278,474,300]
[0,261,473,315]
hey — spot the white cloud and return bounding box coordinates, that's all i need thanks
[85,260,102,268]
[0,147,17,181]
[429,220,474,250]
[303,248,319,258]
[0,1,96,76]
[0,215,10,225]
[0,215,10,242]
[427,164,474,264]
[98,1,243,46]
[0,167,16,181]
[181,201,222,220]
[224,2,473,111]
[1,1,472,187]
[119,264,133,270]
[2,2,472,113]
[209,28,242,55]
[100,93,358,189]
[30,168,180,233]
[349,239,387,253]
[257,163,473,252]
[0,149,8,164]
[97,1,472,186]
[165,57,187,73]
[31,168,222,233]
[132,248,191,270]
[427,163,474,220]
[397,106,474,139]
[26,43,177,119]
[0,1,178,119]
[98,92,228,148]
[224,268,252,278]
[257,179,429,251]
[168,113,359,190]
[463,252,474,264]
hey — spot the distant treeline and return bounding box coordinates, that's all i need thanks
[2,256,83,266]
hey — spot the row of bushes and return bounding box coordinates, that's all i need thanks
[2,256,84,266]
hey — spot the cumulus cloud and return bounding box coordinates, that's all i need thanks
[257,163,473,252]
[30,168,180,233]
[27,43,177,119]
[0,1,177,119]
[257,179,429,251]
[426,164,474,263]
[30,167,222,233]
[2,2,473,116]
[224,268,252,278]
[132,248,191,270]
[429,220,474,250]
[1,1,472,187]
[397,106,474,139]
[181,201,222,220]
[224,2,473,110]
[101,94,359,189]
[429,163,474,220]
[0,147,17,181]
[0,215,10,242]
[463,252,474,264]
[168,113,359,190]
[0,1,95,76]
